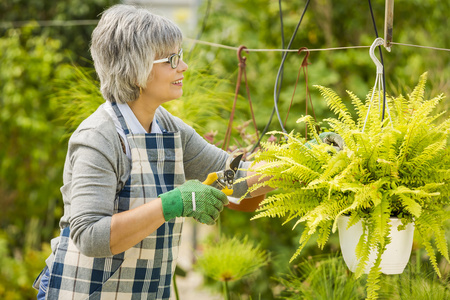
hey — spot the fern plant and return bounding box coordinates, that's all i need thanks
[246,73,450,299]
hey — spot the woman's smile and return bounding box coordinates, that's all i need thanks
[172,77,183,86]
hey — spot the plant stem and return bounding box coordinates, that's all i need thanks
[223,280,230,300]
[416,248,421,274]
[173,275,180,300]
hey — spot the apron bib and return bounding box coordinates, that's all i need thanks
[46,104,185,299]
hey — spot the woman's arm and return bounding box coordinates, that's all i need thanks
[67,123,167,257]
[109,199,165,255]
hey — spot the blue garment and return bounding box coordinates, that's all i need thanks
[39,103,185,299]
[36,267,49,300]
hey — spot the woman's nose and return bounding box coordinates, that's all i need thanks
[178,59,188,72]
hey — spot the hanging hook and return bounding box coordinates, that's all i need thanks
[298,47,310,67]
[237,45,249,67]
[370,37,385,75]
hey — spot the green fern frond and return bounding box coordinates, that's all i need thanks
[410,96,443,127]
[315,85,355,128]
[395,193,422,218]
[407,72,428,111]
[366,251,383,300]
[422,239,441,277]
[317,220,332,249]
[392,94,408,125]
[420,210,450,262]
[347,213,362,229]
[349,130,373,156]
[435,114,450,131]
[417,226,441,278]
[346,89,366,126]
[415,211,449,277]
[418,182,445,193]
[283,194,321,224]
[333,157,362,183]
[433,223,450,263]
[323,118,359,149]
[243,180,273,199]
[396,95,443,169]
[289,232,311,263]
[296,115,320,140]
[372,199,392,249]
[277,156,321,183]
[253,191,317,221]
[351,179,386,209]
[421,95,446,124]
[354,222,371,277]
[252,196,290,219]
[317,151,350,182]
[409,139,447,176]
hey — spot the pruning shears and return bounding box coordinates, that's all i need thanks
[203,153,244,196]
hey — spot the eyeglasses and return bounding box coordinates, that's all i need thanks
[153,49,183,69]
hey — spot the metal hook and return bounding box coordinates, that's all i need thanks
[298,47,310,67]
[237,45,249,65]
[370,37,385,75]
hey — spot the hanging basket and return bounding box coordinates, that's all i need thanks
[337,215,415,275]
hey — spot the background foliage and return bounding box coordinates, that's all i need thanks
[0,0,449,298]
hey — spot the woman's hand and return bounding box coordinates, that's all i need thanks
[319,132,345,151]
[305,132,345,152]
[159,180,229,225]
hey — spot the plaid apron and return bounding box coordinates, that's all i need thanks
[45,103,185,299]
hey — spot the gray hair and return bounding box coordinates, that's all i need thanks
[90,4,183,103]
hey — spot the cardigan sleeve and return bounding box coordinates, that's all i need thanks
[61,127,120,257]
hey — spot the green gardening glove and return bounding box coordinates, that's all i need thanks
[159,180,229,225]
[305,132,345,152]
[319,132,345,151]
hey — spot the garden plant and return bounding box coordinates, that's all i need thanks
[195,235,269,300]
[245,73,450,299]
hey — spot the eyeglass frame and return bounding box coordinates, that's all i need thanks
[153,49,183,69]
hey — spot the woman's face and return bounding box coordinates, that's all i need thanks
[143,47,188,106]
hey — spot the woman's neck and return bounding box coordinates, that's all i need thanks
[127,98,157,133]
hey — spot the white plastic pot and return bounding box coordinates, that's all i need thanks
[337,215,414,274]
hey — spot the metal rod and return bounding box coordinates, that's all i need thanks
[384,0,394,51]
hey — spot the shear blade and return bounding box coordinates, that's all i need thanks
[229,153,243,172]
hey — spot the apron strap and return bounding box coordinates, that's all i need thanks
[155,119,167,133]
[111,102,131,135]
[111,102,168,134]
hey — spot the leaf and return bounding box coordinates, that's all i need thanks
[314,85,355,128]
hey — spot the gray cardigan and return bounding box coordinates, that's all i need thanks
[48,104,250,264]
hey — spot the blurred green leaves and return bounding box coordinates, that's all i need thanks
[0,28,69,298]
[195,235,269,282]
[192,0,450,134]
[0,29,67,238]
[0,0,118,64]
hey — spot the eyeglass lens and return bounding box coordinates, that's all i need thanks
[170,55,179,69]
[170,50,183,69]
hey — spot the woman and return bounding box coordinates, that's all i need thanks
[33,4,270,299]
